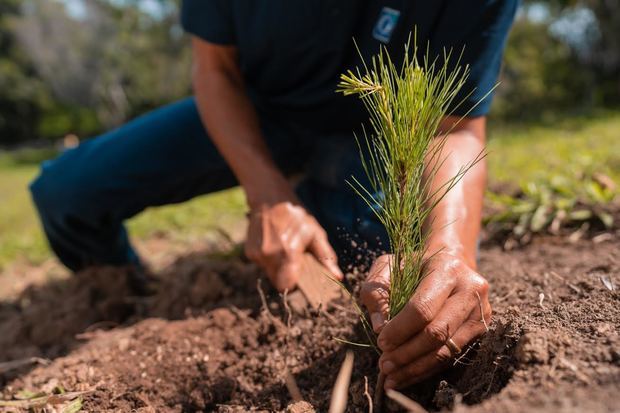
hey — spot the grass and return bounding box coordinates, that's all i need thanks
[484,111,619,237]
[0,163,50,269]
[0,110,618,271]
[487,110,620,185]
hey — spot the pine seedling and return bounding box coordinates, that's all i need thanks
[338,39,483,319]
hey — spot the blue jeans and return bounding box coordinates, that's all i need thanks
[30,97,387,271]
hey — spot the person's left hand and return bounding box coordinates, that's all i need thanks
[360,251,492,390]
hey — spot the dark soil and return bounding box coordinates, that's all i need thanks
[1,230,619,412]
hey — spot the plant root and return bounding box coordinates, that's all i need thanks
[363,376,373,413]
[374,372,386,412]
[385,389,428,413]
[328,351,355,413]
[285,368,304,402]
[475,291,490,332]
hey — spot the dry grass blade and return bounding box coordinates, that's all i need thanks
[600,275,615,291]
[363,376,373,413]
[0,390,91,409]
[328,351,355,413]
[475,291,489,332]
[385,389,428,413]
[0,357,50,374]
[61,397,84,413]
[285,368,303,403]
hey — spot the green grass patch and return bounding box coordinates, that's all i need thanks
[488,110,620,185]
[0,164,50,269]
[127,188,247,241]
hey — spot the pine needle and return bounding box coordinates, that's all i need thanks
[338,34,479,318]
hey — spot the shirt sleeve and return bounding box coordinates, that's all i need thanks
[431,0,518,117]
[181,0,235,45]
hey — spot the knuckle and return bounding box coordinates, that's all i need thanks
[435,346,453,363]
[409,298,435,324]
[424,322,449,345]
[370,286,389,302]
[262,243,282,258]
[444,273,458,290]
[360,282,389,306]
[471,274,490,294]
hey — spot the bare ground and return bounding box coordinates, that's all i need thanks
[0,229,619,412]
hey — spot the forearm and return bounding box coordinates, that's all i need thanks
[424,117,487,269]
[191,40,295,208]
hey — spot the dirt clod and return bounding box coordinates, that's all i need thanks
[515,330,550,364]
[286,400,316,413]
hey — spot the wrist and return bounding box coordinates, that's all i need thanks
[426,239,474,267]
[243,170,299,210]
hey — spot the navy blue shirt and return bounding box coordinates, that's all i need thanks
[182,1,518,131]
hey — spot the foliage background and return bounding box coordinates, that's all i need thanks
[0,0,190,145]
[0,0,619,145]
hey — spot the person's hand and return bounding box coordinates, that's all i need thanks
[245,201,344,291]
[360,251,491,390]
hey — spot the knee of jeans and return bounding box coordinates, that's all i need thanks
[30,170,57,216]
[29,162,79,217]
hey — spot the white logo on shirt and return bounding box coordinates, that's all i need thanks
[373,7,400,43]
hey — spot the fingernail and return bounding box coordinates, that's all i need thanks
[384,379,396,390]
[325,262,343,279]
[382,360,396,374]
[377,337,392,352]
[377,336,386,350]
[370,312,386,331]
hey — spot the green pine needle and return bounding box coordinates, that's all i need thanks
[338,35,481,318]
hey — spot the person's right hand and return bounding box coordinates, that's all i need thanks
[244,201,344,291]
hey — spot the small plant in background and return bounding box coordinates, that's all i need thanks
[486,160,617,242]
[337,40,482,319]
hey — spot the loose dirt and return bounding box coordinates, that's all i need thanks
[1,229,619,412]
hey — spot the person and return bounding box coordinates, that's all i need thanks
[30,0,518,390]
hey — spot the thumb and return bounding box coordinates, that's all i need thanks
[360,254,392,333]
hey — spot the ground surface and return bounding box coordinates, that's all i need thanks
[1,114,618,411]
[1,227,618,412]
